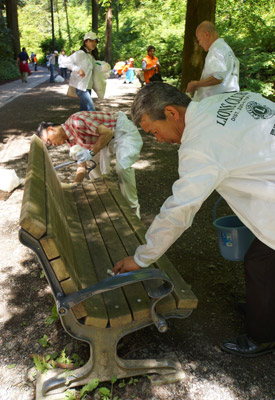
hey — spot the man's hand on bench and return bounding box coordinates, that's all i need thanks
[113,256,141,275]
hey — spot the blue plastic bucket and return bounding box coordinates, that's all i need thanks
[213,198,255,261]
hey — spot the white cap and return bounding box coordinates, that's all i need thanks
[54,50,58,54]
[84,32,99,42]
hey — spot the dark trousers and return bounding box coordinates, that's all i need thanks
[49,64,55,83]
[244,238,275,342]
[60,67,68,80]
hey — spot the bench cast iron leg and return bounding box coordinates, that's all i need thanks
[35,313,185,399]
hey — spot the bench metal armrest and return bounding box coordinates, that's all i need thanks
[18,228,173,332]
[57,268,174,332]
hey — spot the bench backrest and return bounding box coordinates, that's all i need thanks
[20,136,78,284]
[20,135,109,324]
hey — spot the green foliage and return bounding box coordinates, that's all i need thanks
[0,18,14,59]
[46,303,59,325]
[64,389,77,400]
[118,379,125,388]
[216,0,275,99]
[56,348,73,365]
[110,0,186,78]
[32,354,53,373]
[99,386,111,400]
[1,0,274,98]
[32,348,84,375]
[79,378,100,398]
[71,353,85,368]
[63,376,122,400]
[0,59,20,81]
[0,18,20,81]
[17,0,92,58]
[128,377,139,385]
[40,37,66,56]
[39,334,50,348]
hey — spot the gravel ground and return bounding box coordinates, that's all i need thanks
[0,76,274,400]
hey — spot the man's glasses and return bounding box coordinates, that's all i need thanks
[41,130,53,149]
[37,122,55,149]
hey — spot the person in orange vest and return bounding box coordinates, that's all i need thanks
[33,54,38,71]
[142,46,161,84]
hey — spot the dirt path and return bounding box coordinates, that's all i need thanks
[0,78,274,400]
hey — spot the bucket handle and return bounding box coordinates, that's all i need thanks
[213,196,223,222]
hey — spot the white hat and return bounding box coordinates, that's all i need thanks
[54,50,58,54]
[84,32,99,42]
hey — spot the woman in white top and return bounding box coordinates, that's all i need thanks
[64,32,99,111]
[58,50,68,81]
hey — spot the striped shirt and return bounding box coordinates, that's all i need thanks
[62,111,118,148]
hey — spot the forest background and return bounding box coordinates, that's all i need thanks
[0,0,274,100]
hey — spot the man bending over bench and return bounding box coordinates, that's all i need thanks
[113,82,275,358]
[37,110,143,218]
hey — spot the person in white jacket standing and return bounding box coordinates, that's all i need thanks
[186,21,239,101]
[58,50,68,81]
[64,32,99,111]
[113,82,275,358]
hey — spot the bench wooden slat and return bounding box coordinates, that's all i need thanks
[19,136,47,239]
[104,176,145,239]
[50,258,70,281]
[89,181,170,322]
[40,236,59,260]
[154,257,198,309]
[61,278,88,320]
[74,184,133,327]
[91,180,177,320]
[105,178,198,310]
[62,184,109,328]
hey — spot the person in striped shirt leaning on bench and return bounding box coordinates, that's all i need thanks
[37,110,143,218]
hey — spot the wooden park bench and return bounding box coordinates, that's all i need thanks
[19,135,198,399]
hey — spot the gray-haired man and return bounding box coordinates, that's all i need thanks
[113,82,275,358]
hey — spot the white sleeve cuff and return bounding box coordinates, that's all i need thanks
[134,253,150,268]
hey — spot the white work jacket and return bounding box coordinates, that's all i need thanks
[134,91,275,267]
[194,38,240,101]
[63,50,95,91]
[58,54,68,69]
[99,111,143,174]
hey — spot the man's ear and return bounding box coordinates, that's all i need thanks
[47,125,56,134]
[164,105,180,120]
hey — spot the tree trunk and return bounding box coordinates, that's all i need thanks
[55,0,62,39]
[50,0,55,52]
[113,0,119,33]
[105,5,112,64]
[180,0,216,92]
[5,0,20,59]
[92,0,98,33]
[64,0,72,47]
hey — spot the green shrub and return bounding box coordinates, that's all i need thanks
[40,37,66,59]
[0,59,20,81]
[0,18,20,81]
